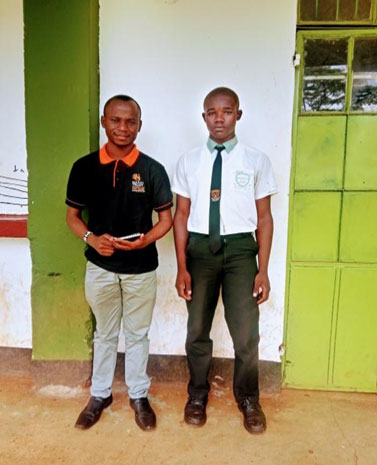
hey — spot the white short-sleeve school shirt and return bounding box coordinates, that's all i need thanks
[172,140,277,235]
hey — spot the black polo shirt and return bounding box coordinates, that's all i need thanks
[66,146,173,274]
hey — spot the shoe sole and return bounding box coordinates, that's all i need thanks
[184,415,207,427]
[134,417,156,431]
[237,403,266,434]
[243,420,266,434]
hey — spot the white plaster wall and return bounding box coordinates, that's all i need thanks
[100,0,297,361]
[0,239,32,347]
[0,0,28,212]
[0,0,32,348]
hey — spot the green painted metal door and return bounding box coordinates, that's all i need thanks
[283,30,377,392]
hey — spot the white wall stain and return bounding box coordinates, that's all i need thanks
[0,239,32,348]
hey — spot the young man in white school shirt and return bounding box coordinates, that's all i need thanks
[172,87,277,434]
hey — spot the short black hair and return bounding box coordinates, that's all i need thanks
[103,94,142,117]
[203,87,240,110]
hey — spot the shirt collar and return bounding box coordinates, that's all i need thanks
[207,136,238,154]
[99,144,140,167]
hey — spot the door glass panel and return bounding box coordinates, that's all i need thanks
[299,0,372,21]
[318,0,337,20]
[339,0,372,20]
[300,0,316,20]
[357,0,373,19]
[339,0,357,20]
[351,38,377,111]
[302,39,348,112]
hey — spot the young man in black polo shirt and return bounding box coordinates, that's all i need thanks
[66,95,173,431]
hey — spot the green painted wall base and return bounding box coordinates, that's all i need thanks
[24,0,99,360]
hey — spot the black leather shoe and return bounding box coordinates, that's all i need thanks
[75,394,113,429]
[184,397,207,427]
[130,398,156,431]
[238,398,266,434]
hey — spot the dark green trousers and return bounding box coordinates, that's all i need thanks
[186,232,260,403]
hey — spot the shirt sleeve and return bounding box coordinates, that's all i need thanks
[65,160,87,209]
[254,154,278,200]
[171,154,190,198]
[151,162,173,212]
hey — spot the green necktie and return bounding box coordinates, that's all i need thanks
[208,145,225,254]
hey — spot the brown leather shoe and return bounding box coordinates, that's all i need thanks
[184,397,207,427]
[75,394,113,429]
[130,398,156,431]
[238,398,266,434]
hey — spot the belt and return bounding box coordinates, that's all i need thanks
[189,232,252,239]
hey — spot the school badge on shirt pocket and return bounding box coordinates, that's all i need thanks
[132,173,145,193]
[233,170,252,192]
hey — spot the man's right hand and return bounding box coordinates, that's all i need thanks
[175,269,192,301]
[87,233,115,256]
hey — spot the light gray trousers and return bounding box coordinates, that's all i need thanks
[85,261,156,399]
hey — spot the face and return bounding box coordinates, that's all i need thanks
[202,94,242,144]
[101,99,142,149]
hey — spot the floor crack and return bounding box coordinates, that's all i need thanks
[135,443,147,465]
[330,400,359,465]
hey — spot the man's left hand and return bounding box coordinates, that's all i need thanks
[253,272,270,305]
[112,234,147,251]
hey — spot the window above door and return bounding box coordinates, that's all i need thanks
[298,0,377,24]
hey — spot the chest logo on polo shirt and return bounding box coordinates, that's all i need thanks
[132,173,145,193]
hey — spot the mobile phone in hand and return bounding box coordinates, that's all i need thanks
[116,233,141,241]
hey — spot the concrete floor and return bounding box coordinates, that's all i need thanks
[0,374,376,465]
